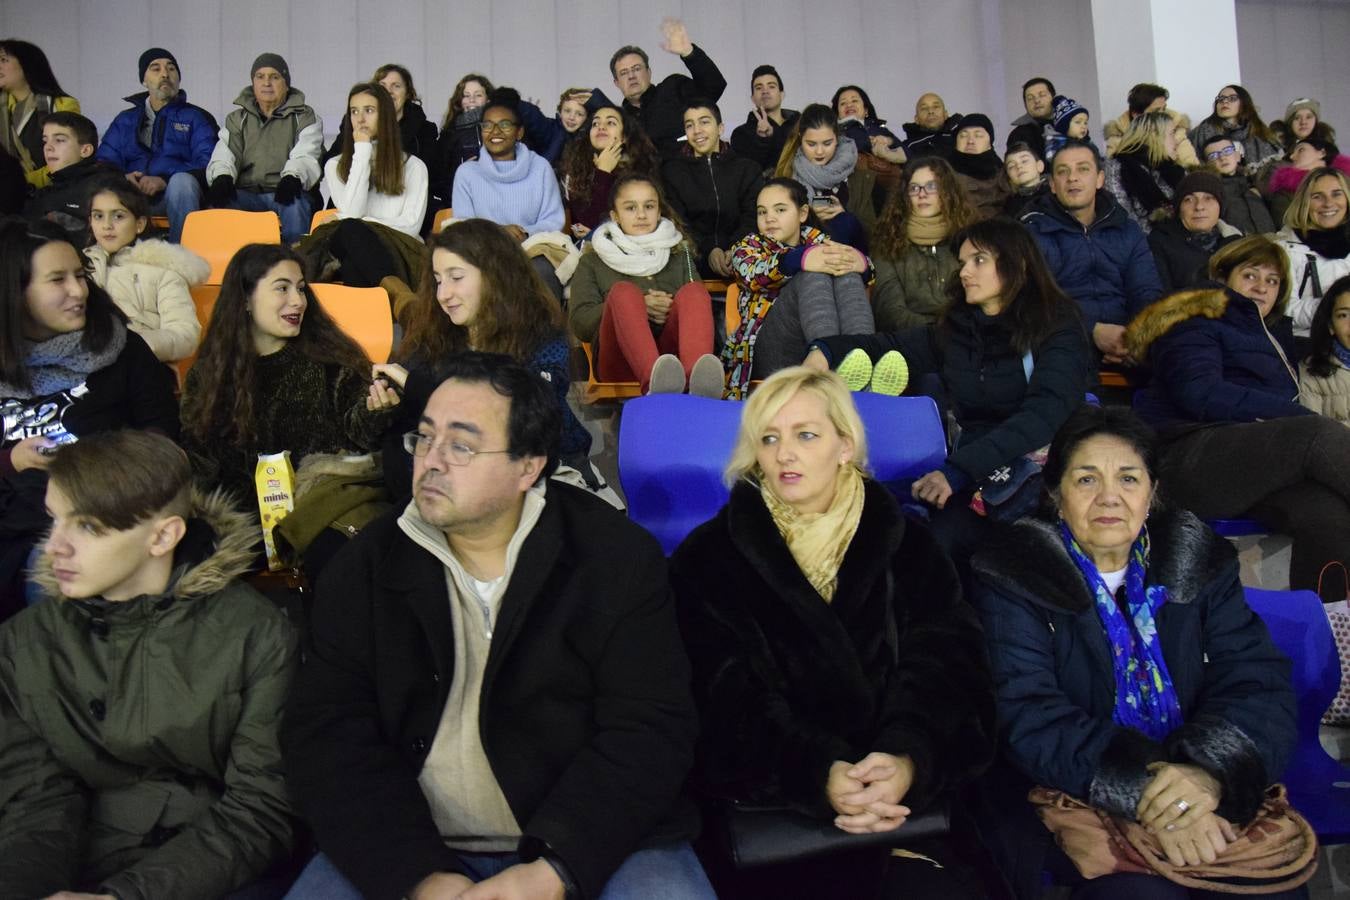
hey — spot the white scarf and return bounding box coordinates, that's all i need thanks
[589,218,684,277]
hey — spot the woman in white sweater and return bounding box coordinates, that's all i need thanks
[316,82,429,287]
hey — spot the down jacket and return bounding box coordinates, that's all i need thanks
[1126,285,1308,431]
[0,490,298,900]
[96,91,218,180]
[85,239,209,362]
[1020,189,1163,336]
[1275,225,1350,337]
[1300,356,1350,424]
[971,509,1295,891]
[671,478,995,816]
[870,240,958,331]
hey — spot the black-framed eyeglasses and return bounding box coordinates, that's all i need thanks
[1215,93,1240,104]
[402,431,511,465]
[906,181,939,197]
[480,120,519,135]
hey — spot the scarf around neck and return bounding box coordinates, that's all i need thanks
[906,213,950,246]
[590,218,684,277]
[0,318,127,399]
[1058,520,1182,741]
[1300,225,1350,260]
[949,149,1003,180]
[1333,340,1350,370]
[760,464,865,603]
[793,139,859,202]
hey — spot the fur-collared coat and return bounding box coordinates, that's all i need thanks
[85,240,209,362]
[670,478,995,818]
[1125,285,1308,431]
[0,490,297,900]
[970,510,1295,888]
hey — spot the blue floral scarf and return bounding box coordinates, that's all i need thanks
[1058,520,1182,741]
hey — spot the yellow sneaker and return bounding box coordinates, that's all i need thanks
[836,349,873,392]
[869,351,909,396]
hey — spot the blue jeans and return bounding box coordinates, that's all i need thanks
[149,171,205,242]
[283,842,715,900]
[230,189,315,244]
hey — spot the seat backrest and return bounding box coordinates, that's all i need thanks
[433,207,454,233]
[180,209,282,283]
[310,207,339,232]
[619,393,947,554]
[725,282,742,334]
[310,283,394,364]
[1243,588,1340,773]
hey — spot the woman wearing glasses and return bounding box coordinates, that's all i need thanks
[373,219,602,502]
[1189,86,1282,176]
[869,158,976,331]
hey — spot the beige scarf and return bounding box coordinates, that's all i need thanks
[760,465,865,602]
[905,213,950,247]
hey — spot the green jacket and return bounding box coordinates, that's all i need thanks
[0,490,298,900]
[871,240,959,332]
[205,87,324,191]
[567,243,700,344]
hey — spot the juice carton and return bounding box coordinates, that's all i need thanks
[255,451,296,571]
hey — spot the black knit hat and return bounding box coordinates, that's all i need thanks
[957,113,995,145]
[1176,171,1224,214]
[138,48,178,83]
[251,52,290,85]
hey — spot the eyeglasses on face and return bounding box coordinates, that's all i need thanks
[1206,146,1238,160]
[402,431,511,465]
[906,181,939,197]
[480,120,519,135]
[1215,93,1240,104]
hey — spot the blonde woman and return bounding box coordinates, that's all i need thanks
[1106,111,1190,232]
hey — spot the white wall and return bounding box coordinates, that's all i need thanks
[0,0,1342,158]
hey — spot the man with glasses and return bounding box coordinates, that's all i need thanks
[610,18,727,158]
[1202,135,1275,235]
[283,352,713,900]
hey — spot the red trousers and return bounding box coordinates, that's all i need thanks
[597,281,714,390]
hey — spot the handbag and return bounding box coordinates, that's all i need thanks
[715,570,953,868]
[968,351,1048,522]
[1319,561,1350,726]
[1029,785,1318,894]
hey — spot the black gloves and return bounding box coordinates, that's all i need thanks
[208,175,236,207]
[274,174,302,206]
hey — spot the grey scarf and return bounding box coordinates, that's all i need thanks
[0,318,127,399]
[792,139,859,203]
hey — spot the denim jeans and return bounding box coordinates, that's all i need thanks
[283,842,715,900]
[150,171,205,242]
[229,188,315,244]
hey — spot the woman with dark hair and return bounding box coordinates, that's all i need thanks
[672,365,994,900]
[832,84,906,166]
[0,39,80,189]
[1190,85,1282,174]
[1301,275,1350,424]
[971,404,1304,900]
[806,217,1092,567]
[304,82,429,289]
[180,243,394,520]
[568,172,720,395]
[1264,137,1350,226]
[1107,111,1191,232]
[869,156,975,331]
[373,64,438,172]
[775,104,883,250]
[724,177,874,399]
[1126,235,1350,598]
[559,104,660,236]
[0,218,178,620]
[373,219,602,500]
[1274,166,1350,339]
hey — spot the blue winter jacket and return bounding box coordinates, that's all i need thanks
[1125,284,1310,431]
[96,91,218,178]
[1020,189,1163,336]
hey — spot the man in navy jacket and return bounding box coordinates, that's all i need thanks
[96,48,217,241]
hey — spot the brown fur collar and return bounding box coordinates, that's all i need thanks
[294,451,380,499]
[1125,287,1228,360]
[31,488,259,602]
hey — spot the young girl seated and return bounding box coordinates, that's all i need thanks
[722,177,874,399]
[0,430,297,899]
[776,104,884,252]
[559,104,660,237]
[1301,274,1350,425]
[84,178,207,362]
[305,82,429,288]
[376,219,608,501]
[568,172,722,395]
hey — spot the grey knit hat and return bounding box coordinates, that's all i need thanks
[251,52,290,85]
[1284,97,1320,123]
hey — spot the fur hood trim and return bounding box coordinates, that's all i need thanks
[31,487,259,602]
[972,508,1235,614]
[1125,287,1228,360]
[293,451,381,499]
[90,239,212,287]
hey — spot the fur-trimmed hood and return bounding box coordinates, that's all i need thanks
[86,238,211,287]
[971,507,1235,614]
[31,487,258,602]
[293,450,380,499]
[1125,286,1231,360]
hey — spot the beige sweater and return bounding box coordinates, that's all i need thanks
[1299,357,1350,425]
[397,485,547,850]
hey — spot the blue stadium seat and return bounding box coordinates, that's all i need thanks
[618,393,946,555]
[1244,587,1350,843]
[1209,518,1268,538]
